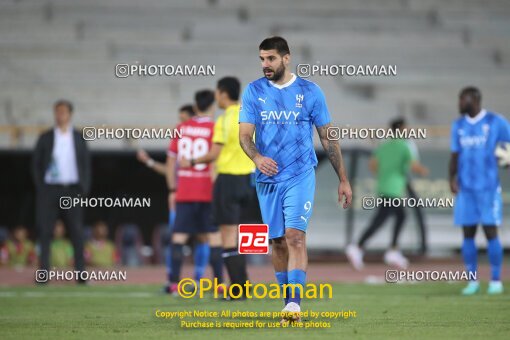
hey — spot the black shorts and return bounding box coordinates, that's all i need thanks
[213,173,262,225]
[173,202,218,234]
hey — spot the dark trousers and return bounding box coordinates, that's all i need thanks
[36,184,85,272]
[358,204,406,248]
[407,182,427,254]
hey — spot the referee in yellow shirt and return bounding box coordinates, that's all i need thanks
[179,76,259,299]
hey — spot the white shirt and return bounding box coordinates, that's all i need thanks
[44,126,79,185]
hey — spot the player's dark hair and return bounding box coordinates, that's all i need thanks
[259,36,290,56]
[390,117,406,131]
[179,104,195,117]
[194,90,215,112]
[54,99,74,113]
[217,77,241,101]
[459,86,482,102]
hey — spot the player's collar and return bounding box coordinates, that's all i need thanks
[465,109,487,125]
[269,73,296,89]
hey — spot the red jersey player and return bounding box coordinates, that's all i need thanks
[166,90,221,294]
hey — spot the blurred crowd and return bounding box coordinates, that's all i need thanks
[0,220,169,269]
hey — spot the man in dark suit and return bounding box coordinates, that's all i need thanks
[32,100,91,282]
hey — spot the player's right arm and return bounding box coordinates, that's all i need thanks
[238,84,278,177]
[137,149,166,175]
[449,121,460,194]
[239,122,278,176]
[449,153,459,194]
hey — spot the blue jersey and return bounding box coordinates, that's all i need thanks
[239,74,331,183]
[451,110,510,191]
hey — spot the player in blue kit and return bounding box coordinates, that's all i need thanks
[449,86,510,295]
[239,37,352,320]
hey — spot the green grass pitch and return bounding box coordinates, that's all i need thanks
[1,283,509,339]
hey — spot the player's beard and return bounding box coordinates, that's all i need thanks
[263,61,285,82]
[459,104,474,116]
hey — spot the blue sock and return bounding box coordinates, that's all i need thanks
[462,238,477,281]
[287,269,306,305]
[194,243,210,281]
[487,238,503,281]
[166,211,175,282]
[275,271,288,305]
[169,210,176,228]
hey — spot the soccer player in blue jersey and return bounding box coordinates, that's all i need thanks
[239,37,352,320]
[449,86,510,295]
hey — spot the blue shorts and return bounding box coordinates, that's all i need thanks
[454,187,502,226]
[256,167,315,239]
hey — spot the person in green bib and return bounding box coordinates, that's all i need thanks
[85,221,117,267]
[347,118,428,270]
[50,220,74,268]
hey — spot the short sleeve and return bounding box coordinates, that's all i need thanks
[239,85,257,124]
[450,121,460,153]
[311,85,331,127]
[212,116,225,144]
[496,115,510,143]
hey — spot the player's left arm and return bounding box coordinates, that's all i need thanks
[496,115,510,142]
[312,85,351,208]
[316,123,352,208]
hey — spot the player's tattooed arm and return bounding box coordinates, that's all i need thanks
[317,123,352,208]
[239,122,278,176]
[317,123,348,181]
[239,123,260,160]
